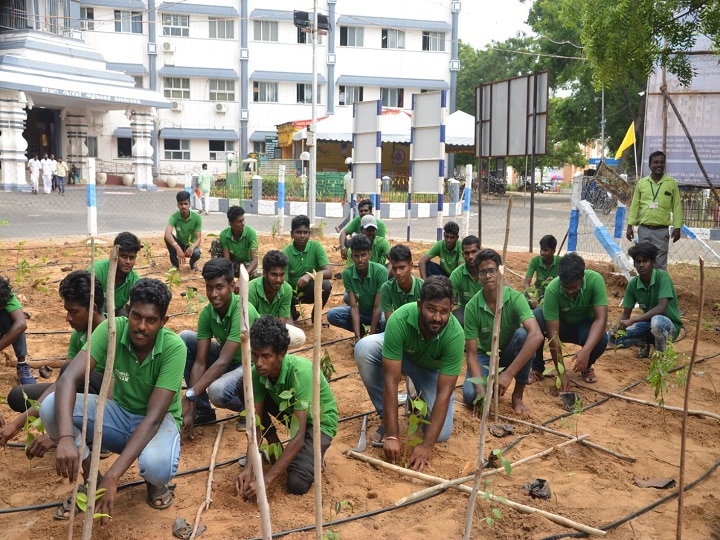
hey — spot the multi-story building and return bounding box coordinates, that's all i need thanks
[0,0,461,190]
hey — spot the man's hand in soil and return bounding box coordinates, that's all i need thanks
[0,417,23,448]
[25,433,54,459]
[236,467,268,502]
[175,246,187,265]
[497,371,514,397]
[408,445,432,472]
[181,400,195,440]
[383,437,401,464]
[95,475,118,521]
[55,437,80,482]
[572,349,590,374]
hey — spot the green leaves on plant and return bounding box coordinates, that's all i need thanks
[321,349,336,382]
[76,488,110,519]
[647,341,685,406]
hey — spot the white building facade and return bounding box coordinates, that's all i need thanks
[0,0,461,189]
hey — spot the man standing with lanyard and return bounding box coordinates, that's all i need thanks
[626,151,683,270]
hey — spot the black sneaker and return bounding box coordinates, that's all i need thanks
[194,409,216,425]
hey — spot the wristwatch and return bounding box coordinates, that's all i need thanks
[185,388,196,402]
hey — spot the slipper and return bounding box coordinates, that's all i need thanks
[528,370,543,385]
[581,368,598,384]
[370,426,385,448]
[146,482,175,510]
[54,484,87,520]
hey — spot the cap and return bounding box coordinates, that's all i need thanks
[361,215,377,230]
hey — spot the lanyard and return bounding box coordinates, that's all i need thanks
[649,179,663,201]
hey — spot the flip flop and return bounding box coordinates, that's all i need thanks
[146,482,175,510]
[53,484,87,520]
[581,368,598,384]
[528,370,543,385]
[370,426,385,448]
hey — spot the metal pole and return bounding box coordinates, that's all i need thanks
[309,1,318,226]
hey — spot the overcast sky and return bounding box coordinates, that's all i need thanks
[458,0,532,49]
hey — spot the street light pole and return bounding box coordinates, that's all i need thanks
[309,0,318,226]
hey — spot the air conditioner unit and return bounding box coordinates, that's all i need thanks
[162,41,175,53]
[171,101,183,111]
[215,102,228,113]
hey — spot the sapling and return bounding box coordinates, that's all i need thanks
[167,267,182,289]
[320,349,336,382]
[20,390,45,454]
[478,479,505,528]
[647,341,687,406]
[75,488,111,520]
[403,395,430,467]
[323,500,354,540]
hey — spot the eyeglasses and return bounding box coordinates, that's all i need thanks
[478,267,498,278]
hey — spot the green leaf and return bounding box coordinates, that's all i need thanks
[491,508,503,519]
[502,459,512,476]
[278,390,294,400]
[407,437,423,447]
[93,513,111,520]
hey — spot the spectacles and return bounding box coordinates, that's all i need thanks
[478,267,498,278]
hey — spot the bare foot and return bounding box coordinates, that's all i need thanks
[511,393,531,415]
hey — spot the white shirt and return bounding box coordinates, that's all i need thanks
[28,159,41,174]
[40,158,53,175]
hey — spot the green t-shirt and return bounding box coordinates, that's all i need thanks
[525,255,561,290]
[86,318,185,429]
[628,174,683,228]
[2,292,22,314]
[382,302,465,375]
[89,259,140,312]
[621,269,682,334]
[197,293,260,365]
[219,225,258,264]
[425,240,462,276]
[344,215,387,237]
[248,276,293,319]
[380,275,423,314]
[342,261,388,314]
[168,210,202,246]
[346,237,392,266]
[449,263,481,307]
[252,353,338,438]
[198,170,213,194]
[68,330,86,358]
[283,240,330,289]
[543,270,608,325]
[464,286,535,353]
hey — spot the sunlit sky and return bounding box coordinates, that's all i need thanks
[457,0,533,50]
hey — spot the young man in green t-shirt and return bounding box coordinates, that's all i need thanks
[533,253,608,391]
[283,215,332,322]
[419,221,462,278]
[210,205,259,280]
[89,231,142,316]
[236,316,338,498]
[339,199,387,260]
[180,258,259,437]
[356,276,464,471]
[0,275,33,385]
[248,250,306,349]
[164,190,202,271]
[328,234,387,340]
[523,234,560,307]
[40,278,185,518]
[463,249,543,415]
[608,241,682,356]
[449,235,482,326]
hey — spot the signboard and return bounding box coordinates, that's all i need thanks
[589,158,620,166]
[264,136,279,159]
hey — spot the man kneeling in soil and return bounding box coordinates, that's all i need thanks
[40,278,185,518]
[236,316,338,498]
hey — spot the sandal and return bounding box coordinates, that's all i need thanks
[528,370,543,385]
[53,484,87,520]
[581,367,598,384]
[370,426,385,448]
[146,482,175,510]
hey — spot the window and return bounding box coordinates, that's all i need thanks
[162,14,189,37]
[381,88,404,108]
[80,7,94,30]
[422,31,445,52]
[297,84,321,104]
[339,26,363,47]
[164,139,190,160]
[339,85,363,106]
[133,75,144,88]
[381,28,405,49]
[297,28,322,44]
[209,17,233,39]
[209,79,235,101]
[117,138,132,158]
[253,20,278,42]
[164,77,190,99]
[114,10,142,33]
[86,136,98,158]
[252,141,265,154]
[209,140,234,160]
[253,81,278,103]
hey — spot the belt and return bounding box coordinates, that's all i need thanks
[639,224,668,230]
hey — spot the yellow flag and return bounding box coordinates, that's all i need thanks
[614,122,636,159]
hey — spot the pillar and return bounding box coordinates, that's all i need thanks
[127,106,157,190]
[0,90,29,190]
[64,108,88,183]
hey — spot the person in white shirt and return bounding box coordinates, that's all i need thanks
[40,154,53,194]
[50,154,58,192]
[27,154,41,194]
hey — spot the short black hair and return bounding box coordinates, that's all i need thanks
[202,258,234,283]
[59,270,104,313]
[201,163,208,170]
[250,315,290,355]
[349,234,372,252]
[227,205,245,222]
[389,244,412,263]
[443,221,460,236]
[129,278,172,318]
[473,248,501,269]
[263,250,288,271]
[0,276,13,309]
[419,275,454,303]
[558,253,586,283]
[539,235,557,250]
[462,235,480,249]
[628,241,658,262]
[357,199,373,212]
[648,150,666,166]
[291,215,310,232]
[176,190,190,203]
[114,231,142,254]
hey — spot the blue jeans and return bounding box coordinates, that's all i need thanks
[462,327,532,407]
[0,309,27,360]
[180,330,245,416]
[354,334,454,442]
[327,305,385,335]
[425,261,449,277]
[608,315,677,352]
[40,393,180,486]
[165,235,201,269]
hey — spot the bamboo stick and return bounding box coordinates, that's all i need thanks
[312,271,323,539]
[24,358,66,368]
[346,450,605,537]
[190,423,225,540]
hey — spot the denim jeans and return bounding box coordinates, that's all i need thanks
[40,393,180,486]
[425,261,450,278]
[165,235,201,269]
[462,327,532,407]
[0,309,27,360]
[327,305,385,335]
[180,330,245,416]
[609,315,676,352]
[354,334,454,442]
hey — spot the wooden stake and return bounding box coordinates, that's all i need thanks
[312,271,323,539]
[346,450,605,537]
[677,258,704,539]
[190,423,225,540]
[24,358,67,368]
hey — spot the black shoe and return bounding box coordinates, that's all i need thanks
[194,409,216,425]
